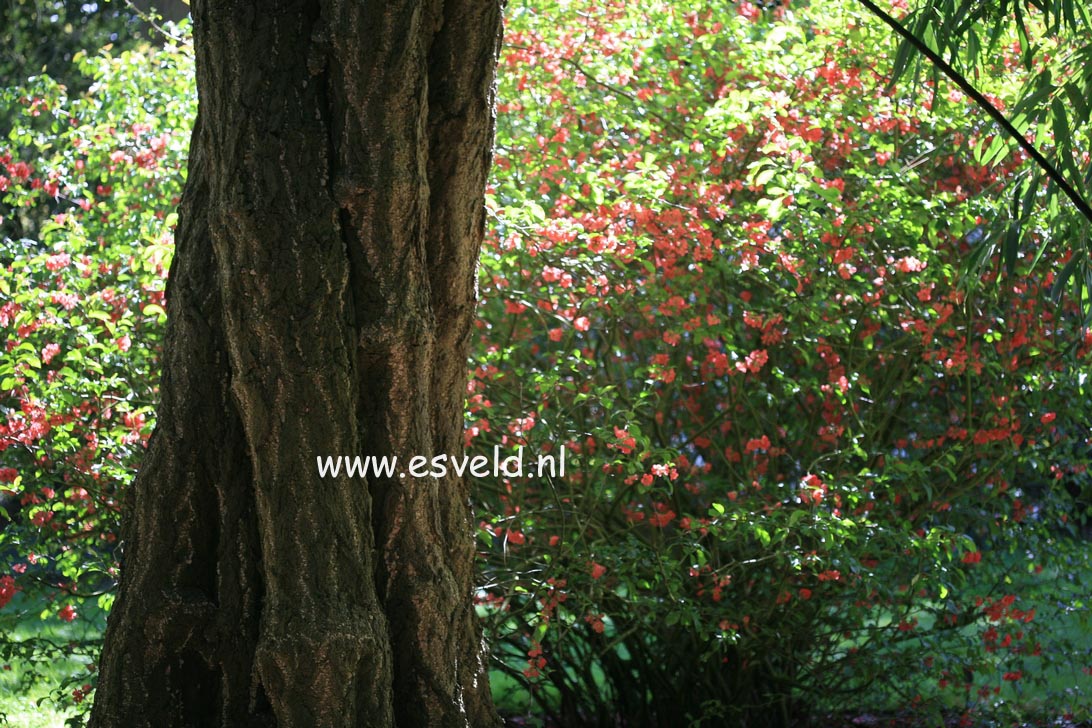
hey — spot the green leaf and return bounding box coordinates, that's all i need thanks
[1003,222,1021,276]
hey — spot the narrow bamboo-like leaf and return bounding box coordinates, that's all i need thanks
[1020,171,1040,222]
[1050,96,1070,150]
[1030,223,1054,268]
[1003,221,1021,275]
[1014,2,1033,68]
[890,33,917,87]
[1063,82,1089,123]
[964,234,996,278]
[1012,175,1024,221]
[1051,254,1080,302]
[1061,0,1076,30]
[966,30,981,70]
[1012,76,1053,118]
[981,134,1009,167]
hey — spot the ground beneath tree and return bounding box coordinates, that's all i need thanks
[500,710,1091,727]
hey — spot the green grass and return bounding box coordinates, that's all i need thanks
[0,590,104,728]
[2,539,1090,726]
[850,535,1092,723]
[0,691,73,728]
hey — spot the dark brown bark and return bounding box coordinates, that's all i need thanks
[89,1,503,726]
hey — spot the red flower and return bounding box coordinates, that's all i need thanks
[0,576,19,609]
[895,256,925,273]
[58,604,77,622]
[648,509,675,528]
[736,348,769,374]
[744,435,771,453]
[45,252,71,271]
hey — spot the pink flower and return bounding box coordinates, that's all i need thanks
[50,292,79,310]
[895,256,926,273]
[58,605,77,622]
[45,253,71,271]
[735,349,768,374]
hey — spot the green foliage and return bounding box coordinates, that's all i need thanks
[874,0,1092,316]
[0,34,195,720]
[1,3,1090,726]
[471,0,1092,724]
[0,0,133,86]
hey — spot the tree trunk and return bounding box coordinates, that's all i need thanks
[89,0,503,725]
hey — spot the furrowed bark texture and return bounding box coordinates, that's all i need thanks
[89,0,503,726]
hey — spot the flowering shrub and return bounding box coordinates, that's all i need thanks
[0,38,195,718]
[471,0,1091,723]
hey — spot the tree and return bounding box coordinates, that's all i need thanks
[87,0,504,725]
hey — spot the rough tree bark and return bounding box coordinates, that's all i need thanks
[89,0,504,725]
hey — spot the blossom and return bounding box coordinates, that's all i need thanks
[648,509,675,528]
[744,435,770,453]
[41,343,61,364]
[0,576,18,609]
[45,253,71,271]
[736,348,769,374]
[895,256,926,273]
